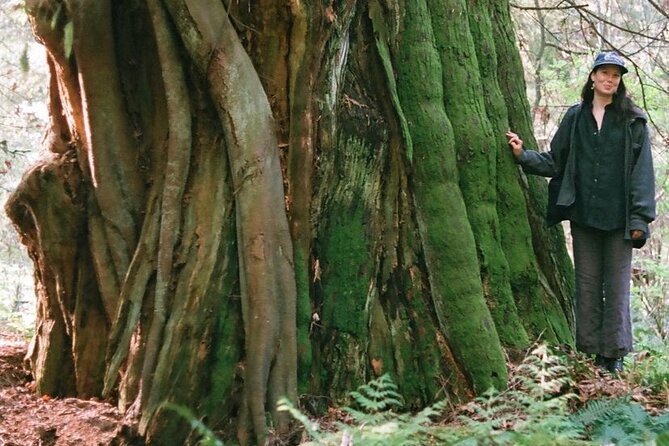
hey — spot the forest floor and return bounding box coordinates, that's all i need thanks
[1,330,667,445]
[0,332,143,446]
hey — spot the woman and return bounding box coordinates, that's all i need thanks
[506,51,656,374]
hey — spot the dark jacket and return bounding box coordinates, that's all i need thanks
[518,103,656,248]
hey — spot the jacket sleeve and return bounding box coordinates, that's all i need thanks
[629,122,656,235]
[516,107,574,178]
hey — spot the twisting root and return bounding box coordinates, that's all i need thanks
[138,0,193,430]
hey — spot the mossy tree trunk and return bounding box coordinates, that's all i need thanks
[6,0,574,444]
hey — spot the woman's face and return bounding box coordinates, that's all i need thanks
[590,65,622,97]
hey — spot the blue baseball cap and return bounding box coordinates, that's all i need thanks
[591,51,628,74]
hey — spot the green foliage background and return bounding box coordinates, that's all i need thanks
[0,0,47,335]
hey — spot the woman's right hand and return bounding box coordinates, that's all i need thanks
[506,130,523,159]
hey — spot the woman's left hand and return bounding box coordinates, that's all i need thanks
[631,230,644,240]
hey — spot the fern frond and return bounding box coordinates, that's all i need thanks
[570,397,630,426]
[571,397,669,446]
[162,403,224,446]
[349,373,404,413]
[653,412,669,432]
[411,399,448,425]
[624,403,654,429]
[276,397,322,439]
[342,406,396,426]
[593,423,644,446]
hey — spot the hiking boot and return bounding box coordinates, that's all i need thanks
[594,355,624,375]
[606,358,624,375]
[594,354,608,371]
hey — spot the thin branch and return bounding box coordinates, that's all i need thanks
[516,5,589,55]
[544,42,588,54]
[622,27,668,58]
[571,0,668,43]
[510,2,588,11]
[648,0,669,19]
[626,63,668,146]
[533,0,547,108]
[615,0,669,41]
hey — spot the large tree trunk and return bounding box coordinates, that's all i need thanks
[6,0,574,444]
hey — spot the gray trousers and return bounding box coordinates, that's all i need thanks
[571,222,633,359]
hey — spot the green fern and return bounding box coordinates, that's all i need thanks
[282,345,669,446]
[348,373,404,413]
[571,397,669,446]
[162,403,224,446]
[450,344,585,444]
[654,412,669,432]
[341,374,446,446]
[276,397,323,440]
[571,397,637,426]
[278,374,447,445]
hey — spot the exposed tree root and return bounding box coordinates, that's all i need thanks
[139,0,192,430]
[69,0,144,293]
[102,194,160,398]
[161,2,298,443]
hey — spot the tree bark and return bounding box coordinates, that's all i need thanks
[8,1,575,444]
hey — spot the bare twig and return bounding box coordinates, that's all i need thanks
[533,0,547,109]
[544,42,588,55]
[510,2,588,11]
[569,0,668,43]
[647,0,669,19]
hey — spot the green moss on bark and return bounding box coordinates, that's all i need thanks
[315,135,380,396]
[320,205,371,339]
[396,267,465,403]
[205,280,243,425]
[294,247,313,393]
[490,0,574,344]
[466,0,544,348]
[395,0,507,393]
[425,0,529,350]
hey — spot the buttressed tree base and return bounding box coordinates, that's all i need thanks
[6,1,574,444]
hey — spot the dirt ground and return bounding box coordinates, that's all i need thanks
[0,333,143,446]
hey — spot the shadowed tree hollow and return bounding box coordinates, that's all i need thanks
[6,0,575,444]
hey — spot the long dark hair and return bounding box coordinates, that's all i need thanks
[580,67,636,119]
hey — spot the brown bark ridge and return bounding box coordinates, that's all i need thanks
[160,1,298,443]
